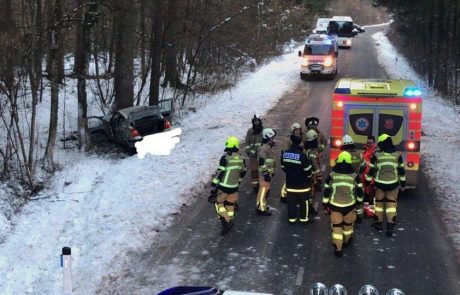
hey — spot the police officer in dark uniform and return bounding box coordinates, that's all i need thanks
[281,134,313,224]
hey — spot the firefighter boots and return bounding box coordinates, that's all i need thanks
[372,221,383,231]
[386,223,394,237]
[220,218,234,236]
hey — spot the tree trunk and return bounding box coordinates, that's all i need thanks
[149,0,163,106]
[162,0,183,89]
[44,0,63,169]
[113,0,134,111]
[75,0,95,152]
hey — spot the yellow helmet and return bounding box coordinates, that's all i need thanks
[225,136,239,149]
[336,151,352,164]
[378,133,390,143]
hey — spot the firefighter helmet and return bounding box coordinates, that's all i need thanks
[359,285,379,295]
[225,136,239,149]
[342,135,354,145]
[290,123,301,133]
[305,129,318,141]
[329,284,348,295]
[336,151,352,164]
[378,133,390,143]
[252,114,261,124]
[262,128,276,140]
[385,289,405,295]
[305,116,319,128]
[309,282,328,295]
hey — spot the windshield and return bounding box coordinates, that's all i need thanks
[328,21,354,37]
[304,44,334,55]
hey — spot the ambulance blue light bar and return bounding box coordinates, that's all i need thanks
[403,88,422,97]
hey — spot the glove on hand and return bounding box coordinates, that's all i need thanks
[264,173,271,182]
[400,180,406,189]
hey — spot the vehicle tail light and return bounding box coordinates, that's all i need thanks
[407,142,415,150]
[164,119,171,129]
[323,56,333,67]
[130,127,140,138]
[334,139,342,147]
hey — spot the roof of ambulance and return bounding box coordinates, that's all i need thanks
[332,16,353,22]
[335,78,417,96]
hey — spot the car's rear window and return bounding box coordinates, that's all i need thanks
[133,115,164,136]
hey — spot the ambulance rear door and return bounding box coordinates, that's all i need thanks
[344,104,408,151]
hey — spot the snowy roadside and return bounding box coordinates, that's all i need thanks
[372,32,460,252]
[0,48,303,294]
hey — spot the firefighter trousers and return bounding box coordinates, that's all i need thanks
[214,191,238,223]
[286,189,310,223]
[249,156,259,190]
[374,188,398,223]
[330,207,356,251]
[256,178,271,211]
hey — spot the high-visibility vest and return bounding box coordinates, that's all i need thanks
[212,153,245,189]
[325,172,358,207]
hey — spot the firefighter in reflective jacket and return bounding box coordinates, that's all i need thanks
[366,134,406,237]
[256,128,277,216]
[280,123,303,203]
[245,115,264,192]
[341,134,364,222]
[305,116,327,153]
[208,136,247,235]
[323,151,364,257]
[281,134,313,224]
[304,129,321,215]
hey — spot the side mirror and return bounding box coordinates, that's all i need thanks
[298,50,302,57]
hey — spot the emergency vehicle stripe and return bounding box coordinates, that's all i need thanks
[409,121,421,130]
[331,110,344,117]
[333,95,422,103]
[409,112,422,120]
[331,118,343,127]
[331,128,343,137]
[406,153,419,164]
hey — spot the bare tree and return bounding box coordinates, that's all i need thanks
[112,0,135,110]
[44,0,64,170]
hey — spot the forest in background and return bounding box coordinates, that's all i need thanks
[0,0,331,192]
[373,0,460,106]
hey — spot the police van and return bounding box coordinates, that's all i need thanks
[298,34,338,80]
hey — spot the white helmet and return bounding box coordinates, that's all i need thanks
[262,128,276,140]
[309,282,328,295]
[342,135,354,145]
[290,123,301,133]
[385,289,405,295]
[359,285,379,295]
[329,284,348,295]
[305,129,318,142]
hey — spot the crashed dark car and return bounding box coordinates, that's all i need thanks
[108,105,171,151]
